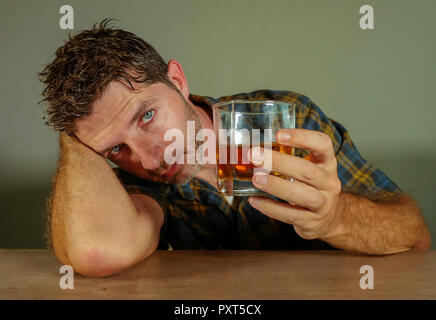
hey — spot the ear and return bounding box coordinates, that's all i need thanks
[166,59,190,100]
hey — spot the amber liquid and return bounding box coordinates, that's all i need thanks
[217,143,293,181]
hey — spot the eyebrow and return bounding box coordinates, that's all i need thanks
[129,98,154,126]
[97,98,155,156]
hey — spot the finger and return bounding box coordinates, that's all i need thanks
[304,153,316,162]
[248,196,316,227]
[250,148,330,190]
[252,173,327,211]
[276,128,336,164]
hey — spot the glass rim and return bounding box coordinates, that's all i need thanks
[212,99,295,113]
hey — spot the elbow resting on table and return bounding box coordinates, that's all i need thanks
[66,244,147,278]
[69,247,120,278]
[390,205,432,253]
[408,198,432,251]
[412,227,431,250]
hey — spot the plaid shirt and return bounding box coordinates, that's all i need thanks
[114,89,402,250]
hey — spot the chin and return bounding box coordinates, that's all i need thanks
[127,163,199,186]
[168,164,200,185]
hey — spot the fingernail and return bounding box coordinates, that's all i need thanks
[249,197,260,206]
[278,131,291,142]
[251,147,264,164]
[254,174,268,186]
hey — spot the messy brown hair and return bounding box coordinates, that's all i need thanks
[38,19,176,135]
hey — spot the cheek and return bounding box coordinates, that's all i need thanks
[161,104,189,131]
[115,155,144,175]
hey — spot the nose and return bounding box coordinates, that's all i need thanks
[128,138,164,171]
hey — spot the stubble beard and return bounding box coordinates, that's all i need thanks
[147,98,203,186]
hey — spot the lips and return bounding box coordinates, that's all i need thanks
[162,163,178,178]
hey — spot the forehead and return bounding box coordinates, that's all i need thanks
[75,79,184,153]
[74,81,139,145]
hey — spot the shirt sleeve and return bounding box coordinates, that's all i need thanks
[295,95,403,201]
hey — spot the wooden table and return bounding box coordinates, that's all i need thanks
[0,249,435,300]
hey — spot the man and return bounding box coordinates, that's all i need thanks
[39,21,430,278]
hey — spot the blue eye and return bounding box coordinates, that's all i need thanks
[111,145,121,154]
[142,110,155,124]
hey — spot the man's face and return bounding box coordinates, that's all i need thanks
[75,80,202,185]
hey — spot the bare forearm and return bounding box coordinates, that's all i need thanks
[321,192,431,255]
[50,134,151,270]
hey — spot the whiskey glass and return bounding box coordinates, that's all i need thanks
[212,100,296,196]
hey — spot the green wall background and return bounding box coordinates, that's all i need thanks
[1,0,435,248]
